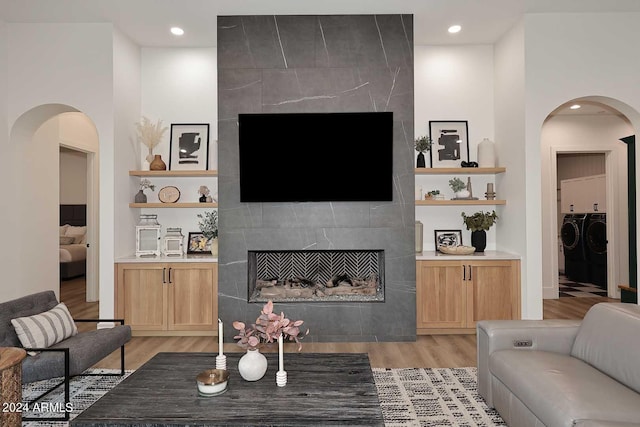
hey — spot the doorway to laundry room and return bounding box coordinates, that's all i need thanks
[557,152,609,298]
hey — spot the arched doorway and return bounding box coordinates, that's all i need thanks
[10,104,100,302]
[541,97,636,303]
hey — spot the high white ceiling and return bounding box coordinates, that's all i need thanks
[2,0,640,47]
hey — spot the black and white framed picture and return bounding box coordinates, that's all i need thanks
[428,121,469,168]
[434,229,463,248]
[169,123,210,171]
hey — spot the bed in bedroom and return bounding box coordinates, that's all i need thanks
[60,204,87,280]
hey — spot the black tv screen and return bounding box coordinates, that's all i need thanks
[238,112,393,202]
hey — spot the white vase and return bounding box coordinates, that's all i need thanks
[209,238,218,257]
[238,348,268,381]
[477,138,496,168]
[455,189,471,199]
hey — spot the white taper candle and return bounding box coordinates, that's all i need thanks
[278,333,284,372]
[218,318,223,356]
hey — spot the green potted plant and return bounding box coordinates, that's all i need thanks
[197,210,219,256]
[414,135,432,168]
[461,210,498,252]
[449,177,470,199]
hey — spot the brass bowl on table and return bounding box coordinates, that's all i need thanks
[196,369,230,397]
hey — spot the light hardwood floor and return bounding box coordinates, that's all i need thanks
[61,277,617,370]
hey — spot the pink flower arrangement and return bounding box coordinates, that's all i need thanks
[233,300,309,351]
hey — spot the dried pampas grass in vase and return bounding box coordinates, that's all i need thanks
[135,117,168,164]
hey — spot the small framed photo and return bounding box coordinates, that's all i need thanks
[169,123,210,171]
[429,121,469,168]
[434,229,463,248]
[187,232,211,254]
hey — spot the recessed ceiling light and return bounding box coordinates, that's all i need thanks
[448,25,462,34]
[170,27,184,36]
[569,104,581,110]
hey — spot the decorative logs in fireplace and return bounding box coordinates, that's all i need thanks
[247,249,385,302]
[254,273,379,300]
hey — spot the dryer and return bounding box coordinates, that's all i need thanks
[561,214,590,283]
[586,213,607,288]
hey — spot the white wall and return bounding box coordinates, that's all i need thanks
[138,48,218,240]
[524,12,640,311]
[0,19,17,301]
[60,149,87,204]
[494,20,531,316]
[3,23,115,303]
[414,45,496,250]
[541,114,632,298]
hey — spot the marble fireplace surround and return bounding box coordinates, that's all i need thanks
[217,14,416,342]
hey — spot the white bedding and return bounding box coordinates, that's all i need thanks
[60,244,87,263]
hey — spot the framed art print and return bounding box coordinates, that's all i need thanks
[187,232,211,254]
[169,123,210,171]
[434,229,463,248]
[429,121,469,168]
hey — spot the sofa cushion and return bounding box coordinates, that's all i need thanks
[0,291,59,347]
[490,349,640,426]
[11,302,78,349]
[21,325,132,383]
[571,303,640,394]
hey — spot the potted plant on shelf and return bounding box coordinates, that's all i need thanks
[197,210,218,256]
[461,210,498,252]
[135,116,168,169]
[414,135,432,168]
[233,300,309,381]
[449,177,470,199]
[134,179,155,203]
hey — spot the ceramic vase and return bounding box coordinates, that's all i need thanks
[150,154,167,171]
[416,152,426,168]
[471,230,487,252]
[134,190,147,203]
[238,348,268,381]
[209,238,218,257]
[477,138,496,168]
[455,189,471,199]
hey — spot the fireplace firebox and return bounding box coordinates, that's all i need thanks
[247,250,385,303]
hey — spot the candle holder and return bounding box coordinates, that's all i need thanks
[215,354,227,371]
[276,370,287,387]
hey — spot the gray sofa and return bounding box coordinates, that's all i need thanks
[477,303,640,427]
[0,291,131,421]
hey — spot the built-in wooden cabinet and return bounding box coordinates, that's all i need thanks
[416,259,520,334]
[560,174,606,213]
[115,262,218,336]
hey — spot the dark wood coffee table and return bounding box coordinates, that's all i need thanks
[71,352,383,426]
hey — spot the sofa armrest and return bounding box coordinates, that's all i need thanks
[476,319,582,406]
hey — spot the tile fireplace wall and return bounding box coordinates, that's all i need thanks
[217,14,416,342]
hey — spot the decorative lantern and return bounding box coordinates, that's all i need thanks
[135,214,161,257]
[163,227,184,256]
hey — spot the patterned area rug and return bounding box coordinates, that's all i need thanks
[21,369,132,427]
[373,367,506,426]
[21,367,504,426]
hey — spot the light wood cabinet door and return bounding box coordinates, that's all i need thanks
[417,259,520,334]
[168,263,218,331]
[416,260,466,330]
[466,260,520,328]
[116,262,218,335]
[116,263,167,331]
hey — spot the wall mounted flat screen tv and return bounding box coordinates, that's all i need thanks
[238,112,393,203]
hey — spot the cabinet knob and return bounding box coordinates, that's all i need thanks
[594,203,598,212]
[570,204,574,212]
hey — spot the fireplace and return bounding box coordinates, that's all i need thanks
[247,250,385,303]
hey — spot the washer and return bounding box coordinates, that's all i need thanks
[586,213,607,288]
[561,214,590,283]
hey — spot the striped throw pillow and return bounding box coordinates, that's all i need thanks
[11,302,78,350]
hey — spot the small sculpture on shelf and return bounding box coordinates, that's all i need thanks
[485,183,496,200]
[198,186,210,203]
